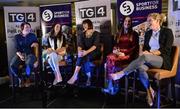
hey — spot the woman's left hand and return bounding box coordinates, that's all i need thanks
[150,50,161,56]
[118,55,129,60]
[143,50,153,55]
[78,50,88,57]
[56,47,66,56]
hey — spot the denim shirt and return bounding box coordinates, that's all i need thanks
[15,33,38,54]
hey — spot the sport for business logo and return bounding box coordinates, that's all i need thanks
[120,1,134,16]
[42,9,53,22]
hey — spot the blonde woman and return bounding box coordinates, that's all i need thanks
[110,13,174,107]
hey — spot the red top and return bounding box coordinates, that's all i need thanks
[107,32,139,67]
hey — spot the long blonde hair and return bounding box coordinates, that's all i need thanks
[147,13,165,26]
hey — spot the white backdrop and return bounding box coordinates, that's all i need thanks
[74,0,112,57]
[168,0,180,45]
[168,0,180,101]
[4,7,40,70]
[75,0,111,34]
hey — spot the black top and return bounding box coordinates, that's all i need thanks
[143,27,174,70]
[77,31,100,50]
[43,32,66,50]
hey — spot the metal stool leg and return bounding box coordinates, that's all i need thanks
[132,71,136,104]
[125,75,128,107]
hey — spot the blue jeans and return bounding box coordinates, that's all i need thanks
[10,54,36,78]
[76,51,99,77]
[47,52,62,75]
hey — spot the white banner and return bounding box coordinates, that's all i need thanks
[168,0,180,45]
[4,7,40,68]
[168,0,180,101]
[75,0,112,57]
[75,0,111,35]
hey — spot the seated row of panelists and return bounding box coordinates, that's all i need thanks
[9,13,174,107]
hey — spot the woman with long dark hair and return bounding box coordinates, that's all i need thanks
[103,16,139,95]
[42,23,66,85]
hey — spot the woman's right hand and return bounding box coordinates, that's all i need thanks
[118,52,125,56]
[113,49,125,56]
[113,48,119,54]
[46,48,53,54]
[78,50,84,57]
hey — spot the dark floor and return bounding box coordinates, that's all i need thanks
[0,82,179,108]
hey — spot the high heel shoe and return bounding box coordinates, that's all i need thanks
[110,71,125,80]
[53,78,62,85]
[147,90,156,107]
[67,76,78,85]
[86,77,91,86]
[147,95,153,107]
[102,87,119,95]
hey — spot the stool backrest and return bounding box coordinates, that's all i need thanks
[171,46,179,77]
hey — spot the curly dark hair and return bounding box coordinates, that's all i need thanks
[20,22,31,30]
[82,19,93,29]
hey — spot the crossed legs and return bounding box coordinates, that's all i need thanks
[110,54,163,106]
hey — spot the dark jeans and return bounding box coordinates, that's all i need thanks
[10,54,36,78]
[76,51,100,75]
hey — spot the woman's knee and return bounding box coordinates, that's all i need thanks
[139,54,146,60]
[76,57,83,66]
[49,52,58,58]
[138,64,149,72]
[141,54,153,62]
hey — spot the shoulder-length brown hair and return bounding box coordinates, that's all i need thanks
[82,19,93,29]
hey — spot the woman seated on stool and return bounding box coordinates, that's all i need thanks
[42,23,67,85]
[110,13,174,107]
[103,16,139,95]
[67,19,101,85]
